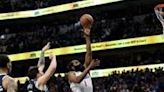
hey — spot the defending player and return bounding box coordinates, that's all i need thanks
[27,42,57,92]
[0,54,17,92]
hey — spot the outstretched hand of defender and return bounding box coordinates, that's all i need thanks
[89,59,100,68]
[42,42,51,51]
[49,54,54,60]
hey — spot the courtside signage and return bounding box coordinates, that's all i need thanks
[8,35,164,61]
[0,0,121,20]
[14,63,164,83]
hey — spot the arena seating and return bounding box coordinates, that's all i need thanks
[0,13,162,54]
[0,0,82,13]
[16,67,164,92]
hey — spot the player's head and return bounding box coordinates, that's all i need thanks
[28,66,44,80]
[0,55,11,73]
[67,59,85,71]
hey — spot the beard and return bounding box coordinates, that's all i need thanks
[74,64,85,71]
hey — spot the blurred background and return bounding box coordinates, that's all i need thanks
[1,0,164,92]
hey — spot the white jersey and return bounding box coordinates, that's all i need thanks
[69,71,93,92]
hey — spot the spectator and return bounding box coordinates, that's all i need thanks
[0,12,162,54]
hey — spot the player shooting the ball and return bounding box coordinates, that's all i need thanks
[67,14,100,92]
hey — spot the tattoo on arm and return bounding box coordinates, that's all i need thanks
[38,51,45,67]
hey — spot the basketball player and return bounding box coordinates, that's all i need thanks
[0,54,17,92]
[67,28,100,92]
[27,42,57,92]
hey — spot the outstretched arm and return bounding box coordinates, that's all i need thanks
[38,55,57,85]
[84,28,92,67]
[37,42,50,72]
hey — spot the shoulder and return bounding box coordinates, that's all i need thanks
[3,75,17,90]
[68,71,79,76]
[68,71,82,79]
[3,75,15,84]
[68,71,76,78]
[68,71,75,74]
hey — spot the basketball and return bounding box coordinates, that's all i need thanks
[80,14,94,28]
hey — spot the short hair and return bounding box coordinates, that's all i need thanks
[67,60,79,71]
[28,66,39,79]
[67,61,74,71]
[0,55,10,68]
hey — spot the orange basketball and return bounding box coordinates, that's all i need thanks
[80,14,94,28]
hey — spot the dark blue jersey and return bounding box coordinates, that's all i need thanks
[0,75,6,92]
[27,80,48,92]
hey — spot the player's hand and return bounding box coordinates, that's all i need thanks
[89,59,100,68]
[49,54,55,60]
[83,28,91,37]
[42,42,50,51]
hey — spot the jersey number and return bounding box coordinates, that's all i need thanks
[84,81,87,87]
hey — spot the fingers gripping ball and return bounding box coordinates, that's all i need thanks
[80,14,94,28]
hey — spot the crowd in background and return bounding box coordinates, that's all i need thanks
[0,0,163,54]
[16,67,164,92]
[10,46,164,92]
[0,12,162,54]
[9,44,163,77]
[100,50,163,69]
[0,0,164,92]
[0,0,82,13]
[94,67,164,92]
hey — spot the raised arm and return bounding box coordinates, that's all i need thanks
[38,55,57,85]
[37,42,50,72]
[84,28,92,67]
